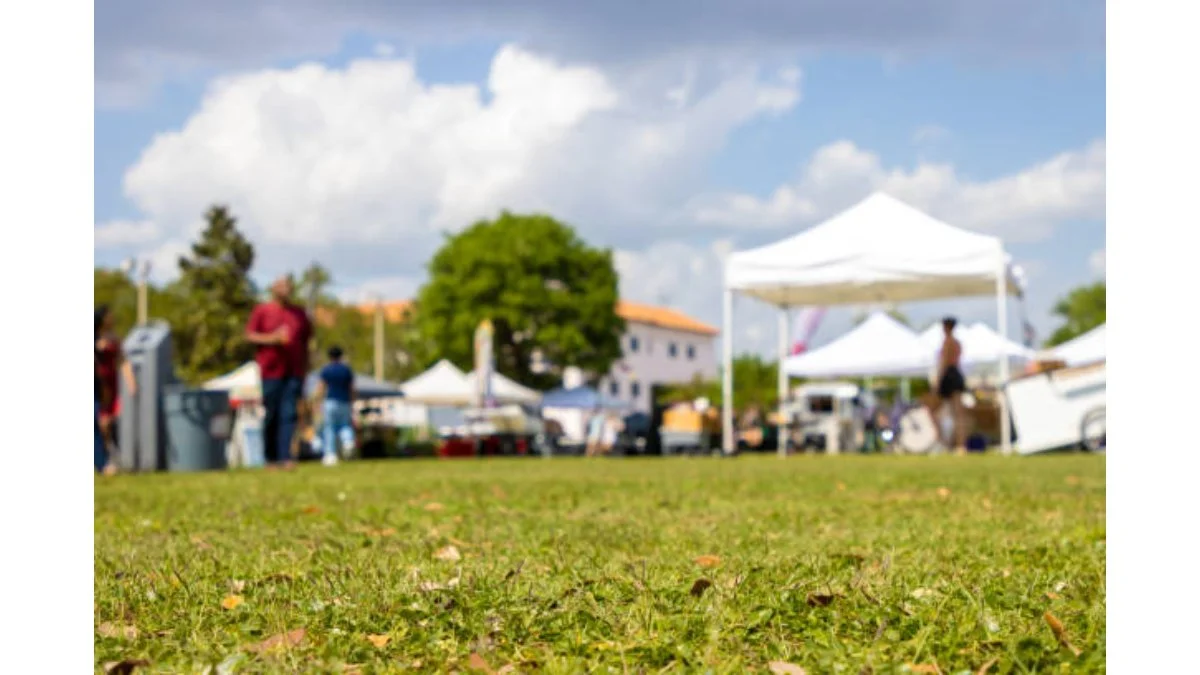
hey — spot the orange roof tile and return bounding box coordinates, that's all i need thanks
[321,298,717,337]
[615,300,719,337]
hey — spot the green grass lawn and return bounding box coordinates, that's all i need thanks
[94,454,1105,674]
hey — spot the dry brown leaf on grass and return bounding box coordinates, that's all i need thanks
[936,487,951,499]
[221,594,245,610]
[302,505,321,515]
[467,651,495,673]
[190,535,213,550]
[690,578,713,598]
[104,659,150,674]
[694,554,721,568]
[1043,611,1082,656]
[424,502,445,512]
[806,593,837,607]
[1045,591,1061,600]
[434,545,462,562]
[492,485,508,500]
[768,661,807,675]
[98,622,139,640]
[905,664,942,674]
[976,657,999,675]
[246,628,306,654]
[366,634,390,649]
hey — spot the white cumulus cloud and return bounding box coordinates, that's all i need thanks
[689,138,1105,242]
[102,46,803,280]
[1090,248,1105,277]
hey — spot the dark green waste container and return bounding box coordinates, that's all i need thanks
[164,386,232,472]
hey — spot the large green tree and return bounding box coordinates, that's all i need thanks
[1045,281,1105,347]
[412,212,624,389]
[171,205,259,383]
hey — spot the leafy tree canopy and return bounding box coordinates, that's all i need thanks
[1044,281,1105,347]
[412,212,624,389]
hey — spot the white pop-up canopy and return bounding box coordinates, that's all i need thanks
[783,312,928,378]
[1045,324,1106,366]
[203,361,261,401]
[917,322,1034,372]
[399,360,472,405]
[722,192,1022,455]
[465,370,542,405]
[401,360,544,406]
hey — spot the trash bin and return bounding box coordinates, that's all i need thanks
[164,386,232,472]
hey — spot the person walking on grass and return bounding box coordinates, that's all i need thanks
[95,305,136,475]
[928,316,968,455]
[245,276,312,471]
[314,345,356,467]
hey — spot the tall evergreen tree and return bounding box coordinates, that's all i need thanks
[171,205,259,383]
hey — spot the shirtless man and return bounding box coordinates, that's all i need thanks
[929,316,968,454]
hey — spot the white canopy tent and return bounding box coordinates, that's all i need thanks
[917,322,1034,375]
[783,312,928,378]
[465,370,542,405]
[399,360,473,405]
[203,361,262,401]
[722,192,1022,455]
[401,359,544,406]
[1044,324,1106,366]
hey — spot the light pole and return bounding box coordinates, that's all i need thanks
[121,258,153,325]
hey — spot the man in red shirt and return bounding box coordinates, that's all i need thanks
[246,276,312,470]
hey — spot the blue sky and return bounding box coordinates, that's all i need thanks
[94,1,1105,352]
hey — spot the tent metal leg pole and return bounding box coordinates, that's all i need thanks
[777,307,790,458]
[996,254,1013,455]
[721,288,735,455]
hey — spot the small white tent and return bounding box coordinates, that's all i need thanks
[783,312,927,378]
[1046,324,1106,366]
[722,192,1022,455]
[399,360,473,405]
[465,370,542,405]
[203,362,261,401]
[917,322,1033,372]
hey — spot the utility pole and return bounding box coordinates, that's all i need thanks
[374,295,385,381]
[136,260,151,325]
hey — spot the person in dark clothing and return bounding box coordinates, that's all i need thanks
[314,345,356,467]
[245,276,312,471]
[929,316,968,454]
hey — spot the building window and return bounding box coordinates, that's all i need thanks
[629,336,640,353]
[630,381,641,399]
[609,380,620,397]
[686,344,696,360]
[668,342,678,358]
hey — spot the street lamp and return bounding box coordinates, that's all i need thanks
[122,257,153,325]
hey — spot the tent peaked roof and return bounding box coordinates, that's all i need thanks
[1046,324,1106,366]
[464,370,542,404]
[783,311,928,378]
[399,359,472,405]
[725,192,1019,306]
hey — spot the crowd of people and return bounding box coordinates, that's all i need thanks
[94,275,357,473]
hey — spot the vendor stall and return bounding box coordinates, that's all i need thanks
[723,192,1024,455]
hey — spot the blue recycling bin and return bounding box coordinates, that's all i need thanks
[163,386,231,472]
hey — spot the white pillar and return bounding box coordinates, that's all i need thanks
[777,308,790,458]
[996,251,1013,455]
[721,288,735,455]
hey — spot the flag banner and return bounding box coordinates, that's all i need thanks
[790,307,827,355]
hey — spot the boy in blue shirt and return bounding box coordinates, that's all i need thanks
[315,346,356,466]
